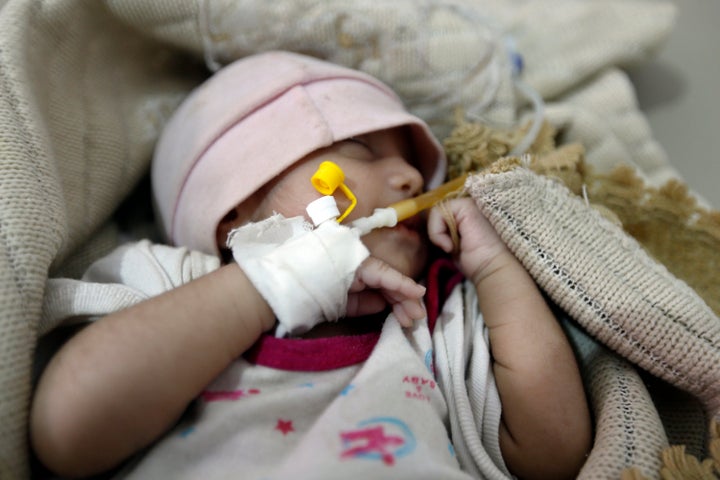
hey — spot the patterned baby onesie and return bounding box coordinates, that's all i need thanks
[42,241,511,479]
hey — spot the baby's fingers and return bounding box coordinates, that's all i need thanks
[392,299,427,327]
[346,291,386,318]
[351,257,426,299]
[350,257,427,326]
[427,206,455,253]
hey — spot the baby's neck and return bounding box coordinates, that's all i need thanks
[297,312,387,338]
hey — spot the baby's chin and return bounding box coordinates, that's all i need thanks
[364,224,428,276]
[368,240,428,280]
[388,255,426,280]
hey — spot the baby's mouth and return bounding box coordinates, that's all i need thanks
[398,212,426,234]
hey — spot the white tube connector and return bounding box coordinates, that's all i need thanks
[307,196,398,235]
[350,208,398,235]
[306,196,341,226]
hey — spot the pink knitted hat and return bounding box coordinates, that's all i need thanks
[152,51,446,254]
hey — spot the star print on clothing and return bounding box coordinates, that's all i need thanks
[275,419,295,435]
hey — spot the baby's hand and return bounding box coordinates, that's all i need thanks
[428,198,512,285]
[346,257,427,328]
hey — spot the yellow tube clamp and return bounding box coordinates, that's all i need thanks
[311,161,357,222]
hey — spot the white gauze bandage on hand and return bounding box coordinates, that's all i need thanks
[227,213,369,337]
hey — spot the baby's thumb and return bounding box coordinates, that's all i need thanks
[427,205,456,253]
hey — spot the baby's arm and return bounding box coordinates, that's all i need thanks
[428,198,591,480]
[31,257,425,478]
[31,264,273,477]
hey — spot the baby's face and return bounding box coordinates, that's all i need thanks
[218,128,429,280]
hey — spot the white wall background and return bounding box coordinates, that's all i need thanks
[628,0,720,208]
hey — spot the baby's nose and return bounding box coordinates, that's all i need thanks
[388,163,424,197]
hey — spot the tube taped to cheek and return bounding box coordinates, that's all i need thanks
[227,214,369,337]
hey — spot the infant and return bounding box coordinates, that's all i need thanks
[32,51,591,479]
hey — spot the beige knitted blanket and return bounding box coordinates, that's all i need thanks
[446,129,720,478]
[4,1,714,479]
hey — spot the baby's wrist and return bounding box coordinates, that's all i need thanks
[221,263,276,335]
[468,249,518,288]
[226,216,369,338]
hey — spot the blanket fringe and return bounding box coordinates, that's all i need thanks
[619,420,720,479]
